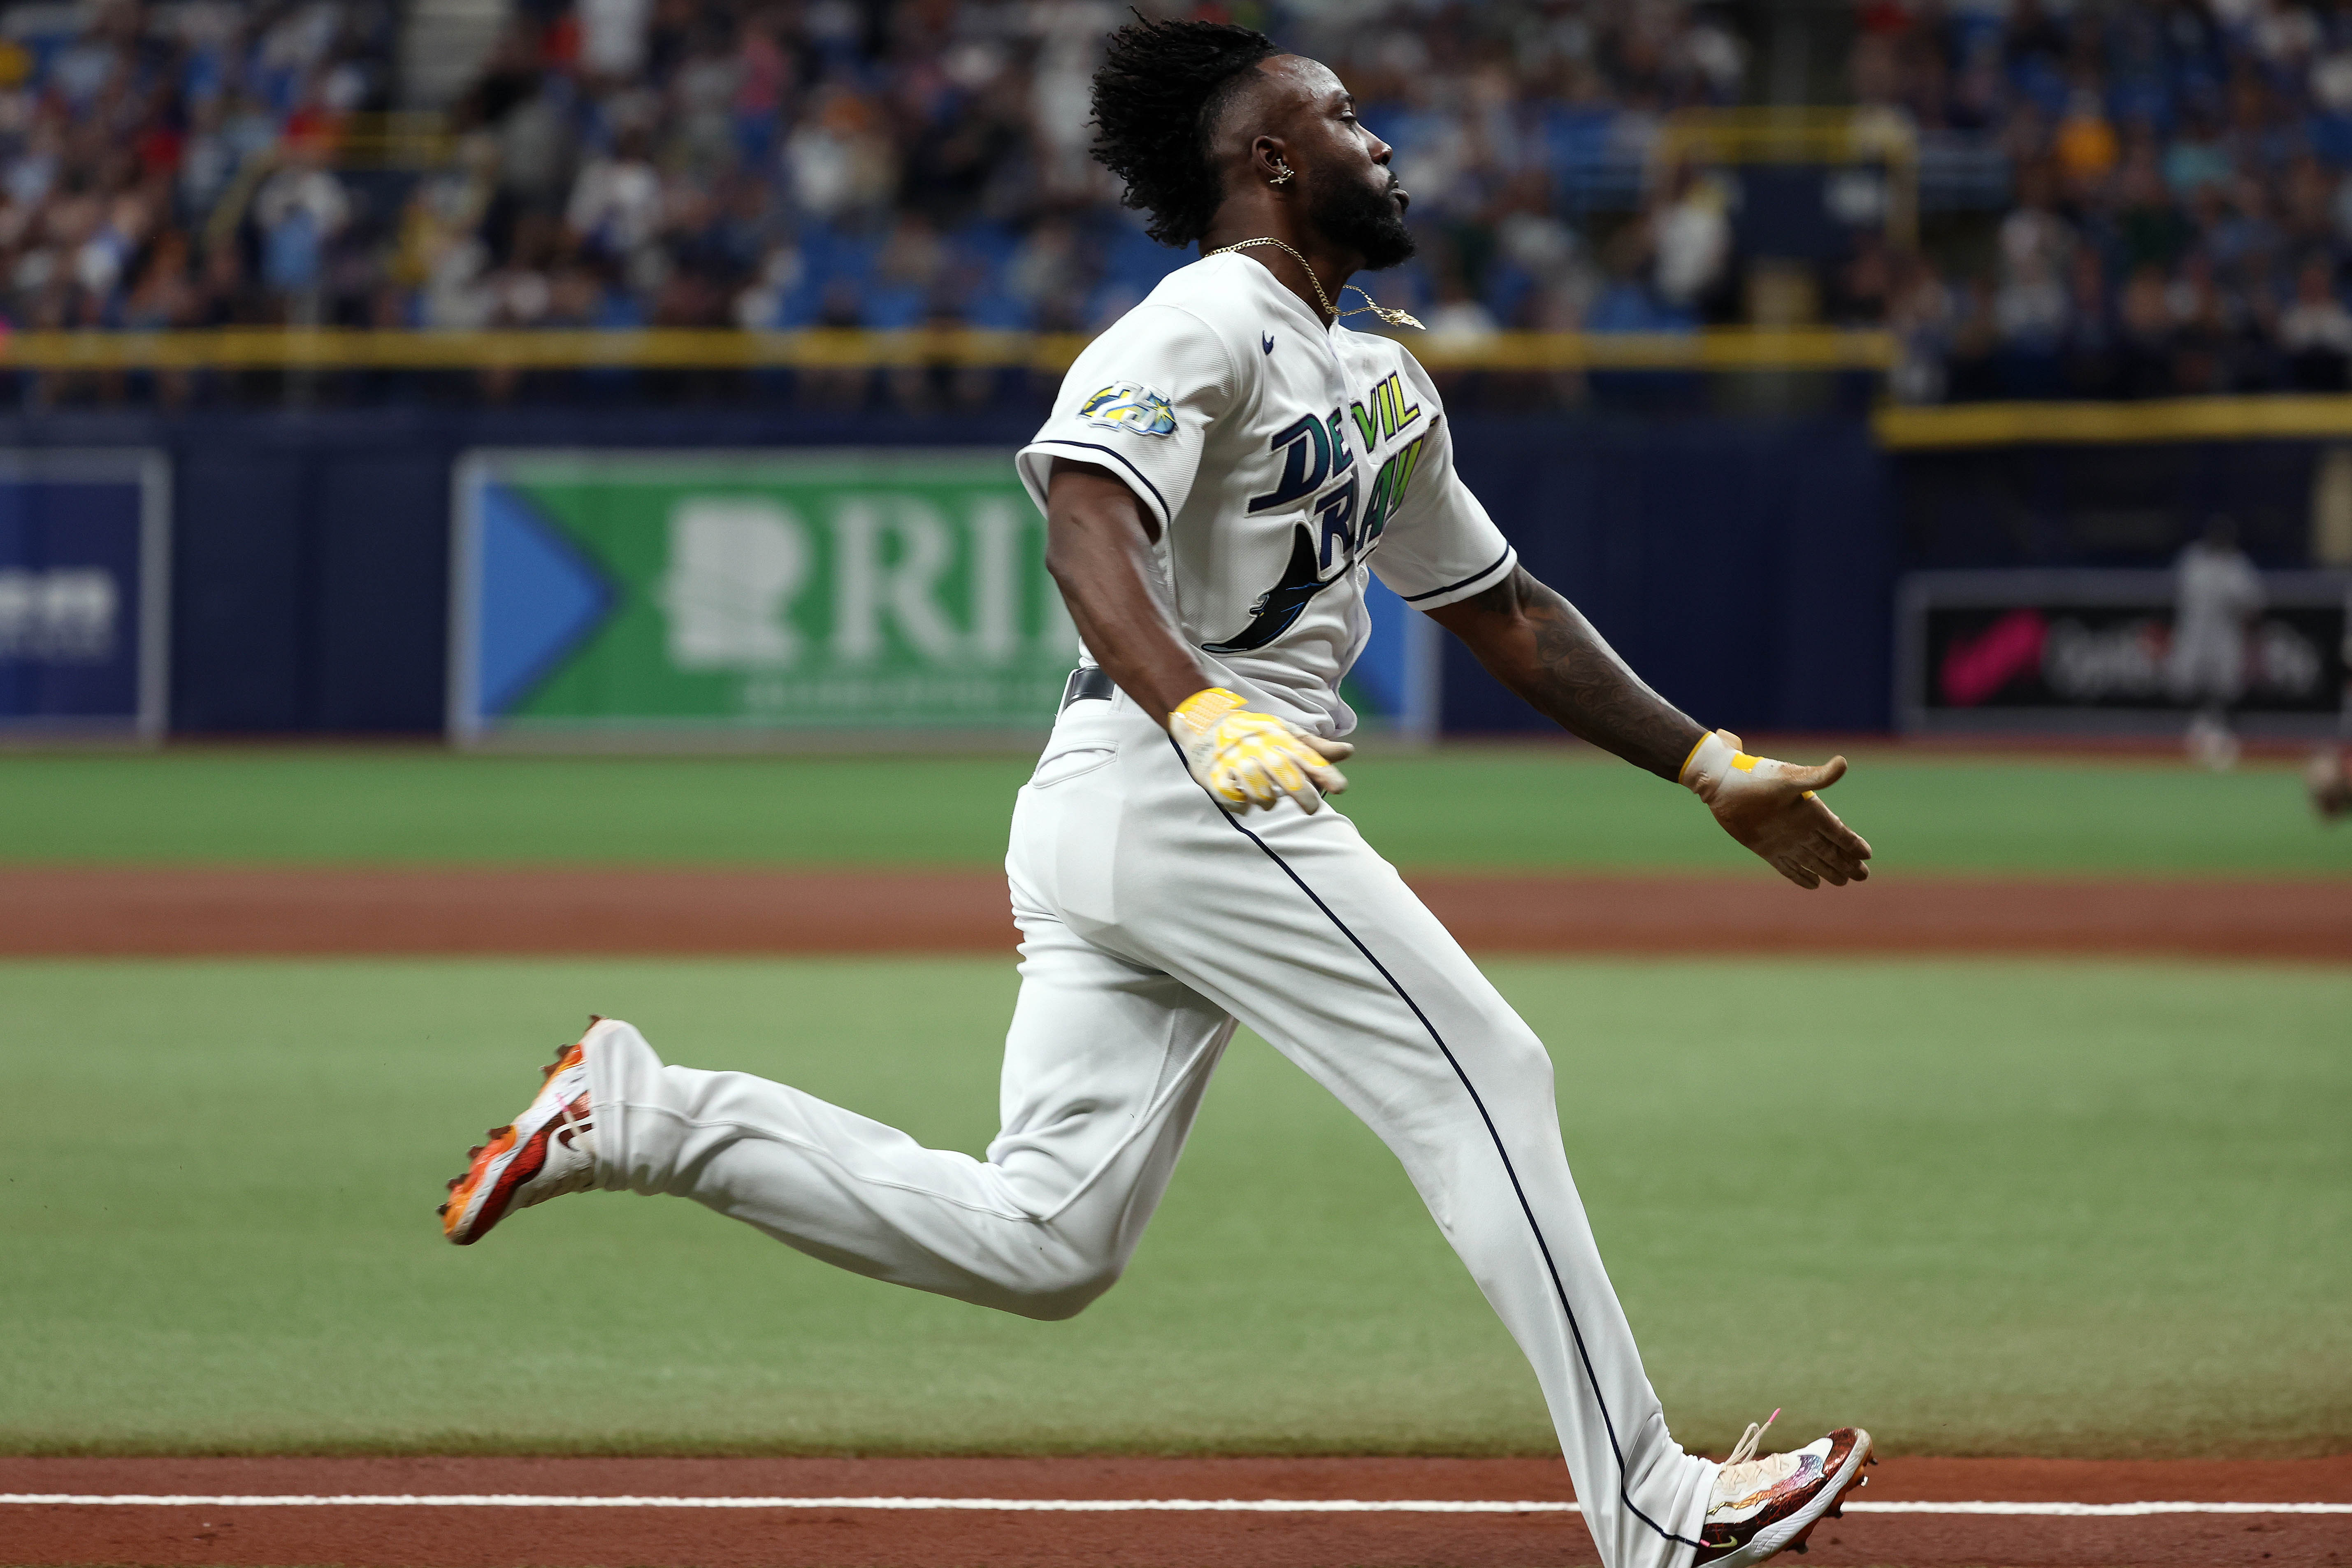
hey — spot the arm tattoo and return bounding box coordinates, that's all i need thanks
[1446,567,1704,780]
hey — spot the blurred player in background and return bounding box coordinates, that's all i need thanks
[437,19,1876,1568]
[2311,746,2351,818]
[2311,587,2352,819]
[2171,515,2264,770]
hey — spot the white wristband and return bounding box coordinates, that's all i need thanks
[1678,728,1748,804]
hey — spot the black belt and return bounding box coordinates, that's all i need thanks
[1060,667,1117,711]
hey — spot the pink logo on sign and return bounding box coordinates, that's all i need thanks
[1940,607,2048,707]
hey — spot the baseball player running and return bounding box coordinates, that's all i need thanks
[439,20,1875,1568]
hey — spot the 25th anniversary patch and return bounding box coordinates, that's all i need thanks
[1079,381,1177,437]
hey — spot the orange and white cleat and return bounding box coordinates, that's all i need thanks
[1694,1413,1874,1567]
[438,1021,602,1245]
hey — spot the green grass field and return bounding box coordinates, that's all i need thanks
[0,745,2346,875]
[4,955,2344,1459]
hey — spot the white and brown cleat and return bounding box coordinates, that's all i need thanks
[1693,1413,1874,1567]
[438,1020,602,1245]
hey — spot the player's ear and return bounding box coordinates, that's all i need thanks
[1251,135,1296,191]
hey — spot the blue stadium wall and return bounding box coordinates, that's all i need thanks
[0,409,1897,737]
[1436,416,1893,736]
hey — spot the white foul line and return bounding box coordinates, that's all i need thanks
[1848,1501,2352,1517]
[0,1495,2347,1516]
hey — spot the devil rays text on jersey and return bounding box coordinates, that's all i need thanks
[1017,249,1516,735]
[1211,376,1434,653]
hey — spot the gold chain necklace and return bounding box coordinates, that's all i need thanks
[1204,237,1426,330]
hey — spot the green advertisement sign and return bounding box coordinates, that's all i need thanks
[450,449,1077,736]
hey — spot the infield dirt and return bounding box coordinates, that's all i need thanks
[2,866,2347,958]
[3,1455,2346,1568]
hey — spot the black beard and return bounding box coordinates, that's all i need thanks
[1308,171,1416,271]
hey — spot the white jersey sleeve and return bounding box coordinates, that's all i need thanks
[1016,304,1242,535]
[1364,356,1516,611]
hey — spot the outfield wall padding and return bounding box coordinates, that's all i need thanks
[1438,416,1895,735]
[0,409,1897,736]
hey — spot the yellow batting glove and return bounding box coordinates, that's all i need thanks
[1679,727,1874,890]
[1169,688,1354,814]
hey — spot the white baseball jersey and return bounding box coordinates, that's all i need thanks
[1016,251,1517,735]
[578,257,1718,1568]
[2171,540,2265,704]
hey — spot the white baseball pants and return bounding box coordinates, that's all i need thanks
[584,690,1714,1568]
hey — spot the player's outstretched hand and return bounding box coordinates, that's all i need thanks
[1680,729,1873,889]
[1170,688,1354,813]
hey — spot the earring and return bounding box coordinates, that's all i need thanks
[1268,162,1293,186]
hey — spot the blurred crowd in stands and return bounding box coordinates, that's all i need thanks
[1863,0,2352,402]
[17,0,2352,406]
[0,0,1740,361]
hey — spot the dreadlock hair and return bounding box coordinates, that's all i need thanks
[1089,15,1280,248]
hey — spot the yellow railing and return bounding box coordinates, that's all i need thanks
[1412,328,1892,371]
[332,111,460,168]
[0,327,1895,373]
[1875,396,2352,448]
[1653,107,1919,248]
